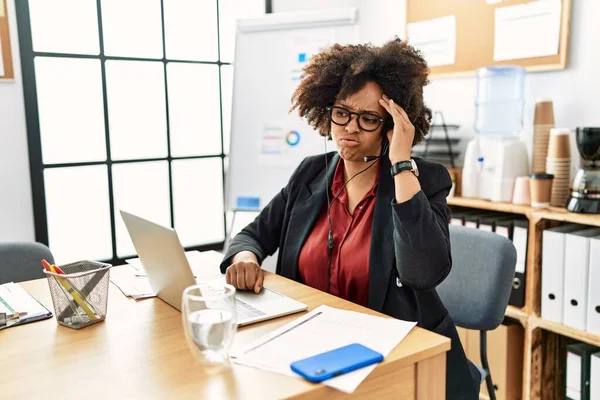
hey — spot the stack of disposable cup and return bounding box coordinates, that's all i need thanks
[545,128,571,207]
[532,100,554,173]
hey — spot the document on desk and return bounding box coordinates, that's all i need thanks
[0,282,52,329]
[231,305,417,393]
[125,250,224,277]
[111,251,225,299]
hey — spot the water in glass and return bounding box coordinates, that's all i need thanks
[182,282,237,369]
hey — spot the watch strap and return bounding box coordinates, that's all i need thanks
[390,160,413,177]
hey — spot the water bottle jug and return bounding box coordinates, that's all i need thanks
[474,66,526,136]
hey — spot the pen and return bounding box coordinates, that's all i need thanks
[242,311,323,355]
[42,260,98,321]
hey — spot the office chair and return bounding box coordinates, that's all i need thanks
[0,242,54,284]
[437,225,517,400]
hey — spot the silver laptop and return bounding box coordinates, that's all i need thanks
[119,210,307,326]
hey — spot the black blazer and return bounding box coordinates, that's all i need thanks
[221,153,479,399]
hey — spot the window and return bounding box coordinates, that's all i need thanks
[16,0,266,265]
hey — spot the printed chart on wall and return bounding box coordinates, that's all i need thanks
[256,33,336,168]
[258,116,328,168]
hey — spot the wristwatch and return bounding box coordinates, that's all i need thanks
[390,159,419,177]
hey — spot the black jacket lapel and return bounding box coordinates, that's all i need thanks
[369,157,395,311]
[280,153,339,281]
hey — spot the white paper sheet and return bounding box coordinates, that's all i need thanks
[126,250,224,279]
[494,0,562,61]
[109,265,155,299]
[111,250,225,298]
[231,305,416,393]
[0,283,49,319]
[407,15,456,67]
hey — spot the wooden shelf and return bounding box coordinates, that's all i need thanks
[534,208,600,227]
[447,197,531,215]
[531,317,600,348]
[448,196,600,227]
[506,305,529,326]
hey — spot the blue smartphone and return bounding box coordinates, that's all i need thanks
[290,343,384,383]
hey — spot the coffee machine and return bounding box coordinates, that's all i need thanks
[567,127,600,213]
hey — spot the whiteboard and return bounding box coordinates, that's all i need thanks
[226,8,359,211]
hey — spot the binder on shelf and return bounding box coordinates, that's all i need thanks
[591,352,600,400]
[541,224,583,324]
[587,236,600,336]
[563,227,600,331]
[509,218,529,308]
[566,342,598,400]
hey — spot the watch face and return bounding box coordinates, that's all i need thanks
[411,159,419,177]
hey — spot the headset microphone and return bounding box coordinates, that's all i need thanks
[363,155,380,162]
[363,141,389,163]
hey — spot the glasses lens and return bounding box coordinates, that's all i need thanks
[359,114,382,132]
[330,107,350,125]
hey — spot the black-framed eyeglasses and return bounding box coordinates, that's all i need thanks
[326,106,385,132]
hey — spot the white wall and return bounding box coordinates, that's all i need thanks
[274,0,599,174]
[0,0,35,242]
[273,0,406,46]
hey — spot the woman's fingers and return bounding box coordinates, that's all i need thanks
[245,265,256,291]
[254,270,264,294]
[379,97,405,125]
[236,268,247,290]
[381,95,414,128]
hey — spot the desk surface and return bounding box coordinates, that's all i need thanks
[2,272,450,399]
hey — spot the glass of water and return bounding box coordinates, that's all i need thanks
[182,281,237,369]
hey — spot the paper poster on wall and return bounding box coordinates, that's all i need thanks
[406,15,456,67]
[494,0,562,61]
[259,119,310,168]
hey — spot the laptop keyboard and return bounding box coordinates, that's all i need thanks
[196,282,266,320]
[236,299,266,320]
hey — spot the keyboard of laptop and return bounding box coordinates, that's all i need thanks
[197,282,265,320]
[236,299,266,319]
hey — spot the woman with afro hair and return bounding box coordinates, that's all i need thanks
[220,38,479,399]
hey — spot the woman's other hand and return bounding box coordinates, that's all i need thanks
[225,251,264,293]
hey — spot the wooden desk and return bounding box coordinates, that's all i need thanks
[1,273,449,399]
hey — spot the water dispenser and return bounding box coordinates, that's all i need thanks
[462,66,530,202]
